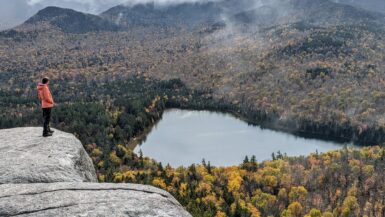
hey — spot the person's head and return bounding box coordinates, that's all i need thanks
[42,77,49,84]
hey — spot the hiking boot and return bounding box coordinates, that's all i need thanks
[43,132,53,137]
[49,130,54,133]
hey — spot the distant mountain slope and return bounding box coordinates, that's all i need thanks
[100,0,384,32]
[25,6,120,33]
[2,0,385,146]
[2,2,385,215]
[100,2,222,29]
[332,0,385,13]
[230,0,385,27]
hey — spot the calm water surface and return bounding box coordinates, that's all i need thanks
[134,109,354,167]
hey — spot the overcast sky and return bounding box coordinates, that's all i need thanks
[0,0,384,30]
[0,0,217,30]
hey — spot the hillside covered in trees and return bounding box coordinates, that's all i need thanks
[1,0,385,216]
[1,0,385,144]
[99,144,385,217]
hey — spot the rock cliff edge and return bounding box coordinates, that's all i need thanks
[0,127,191,217]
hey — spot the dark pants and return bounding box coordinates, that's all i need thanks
[42,108,52,134]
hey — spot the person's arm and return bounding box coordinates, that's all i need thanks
[43,87,54,104]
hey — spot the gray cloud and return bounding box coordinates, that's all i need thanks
[0,0,36,30]
[331,0,385,13]
[1,0,384,30]
[26,0,220,14]
[0,0,219,30]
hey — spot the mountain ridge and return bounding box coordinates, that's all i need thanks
[100,2,222,29]
[10,0,384,34]
[24,6,121,33]
[2,0,385,216]
[230,0,385,28]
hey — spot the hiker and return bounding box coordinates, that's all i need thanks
[37,77,54,137]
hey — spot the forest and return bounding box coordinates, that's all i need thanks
[2,19,385,145]
[99,144,385,217]
[2,1,385,216]
[1,73,385,216]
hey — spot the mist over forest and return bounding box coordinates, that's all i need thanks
[2,0,385,216]
[1,0,385,30]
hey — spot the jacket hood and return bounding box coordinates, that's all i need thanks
[37,83,46,90]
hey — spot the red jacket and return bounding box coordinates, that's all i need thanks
[37,83,54,108]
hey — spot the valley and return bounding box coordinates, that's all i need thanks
[1,0,385,216]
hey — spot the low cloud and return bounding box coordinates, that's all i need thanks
[332,0,385,13]
[0,0,220,30]
[26,0,219,13]
[1,0,383,30]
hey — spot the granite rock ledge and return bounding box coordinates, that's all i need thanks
[0,127,191,217]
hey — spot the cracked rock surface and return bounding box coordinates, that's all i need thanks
[0,182,191,217]
[0,127,97,183]
[0,127,192,217]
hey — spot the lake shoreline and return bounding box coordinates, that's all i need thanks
[127,105,359,153]
[132,109,356,167]
[175,101,381,146]
[126,90,382,157]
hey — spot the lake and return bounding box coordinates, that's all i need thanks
[134,109,354,167]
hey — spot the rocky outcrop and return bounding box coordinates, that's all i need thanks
[0,127,97,184]
[0,127,191,217]
[0,182,191,217]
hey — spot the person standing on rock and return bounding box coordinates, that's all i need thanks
[37,77,54,137]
